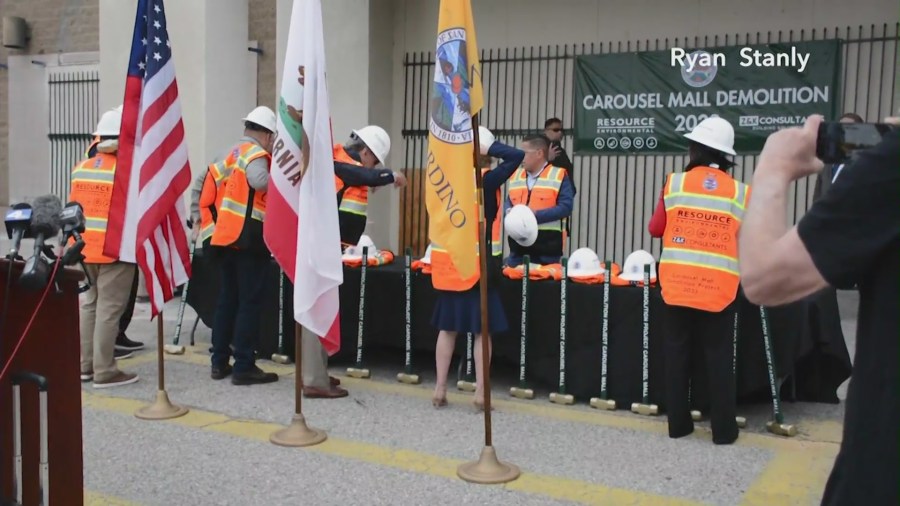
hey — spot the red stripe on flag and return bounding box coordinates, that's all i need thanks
[104,75,144,259]
[140,80,178,136]
[139,121,185,189]
[263,185,298,284]
[136,160,190,251]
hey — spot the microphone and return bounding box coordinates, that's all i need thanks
[19,195,63,291]
[59,202,86,243]
[4,202,33,260]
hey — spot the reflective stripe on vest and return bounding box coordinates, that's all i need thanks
[659,168,749,312]
[69,153,118,263]
[507,164,565,232]
[210,142,270,248]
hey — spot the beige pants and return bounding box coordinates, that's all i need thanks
[301,326,330,389]
[80,262,137,381]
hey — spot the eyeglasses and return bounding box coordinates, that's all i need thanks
[548,127,563,132]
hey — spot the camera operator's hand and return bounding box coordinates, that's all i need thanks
[756,114,826,183]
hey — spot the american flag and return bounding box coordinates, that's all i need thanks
[103,0,192,317]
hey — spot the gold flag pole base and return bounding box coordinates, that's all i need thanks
[270,414,327,447]
[457,446,521,484]
[135,390,189,420]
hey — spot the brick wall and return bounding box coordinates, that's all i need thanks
[0,0,99,206]
[248,0,276,109]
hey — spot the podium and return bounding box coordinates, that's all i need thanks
[0,259,84,505]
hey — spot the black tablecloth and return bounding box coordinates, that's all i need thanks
[187,248,851,409]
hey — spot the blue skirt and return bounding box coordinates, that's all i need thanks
[431,286,509,335]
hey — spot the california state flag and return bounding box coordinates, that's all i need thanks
[264,0,341,354]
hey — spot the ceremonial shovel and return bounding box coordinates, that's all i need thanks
[163,241,195,355]
[456,333,477,392]
[271,269,291,364]
[396,248,420,384]
[631,265,659,416]
[590,260,616,410]
[761,306,796,437]
[549,257,574,405]
[509,256,534,400]
[347,246,372,378]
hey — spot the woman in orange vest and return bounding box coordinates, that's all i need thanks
[648,117,750,445]
[430,128,524,410]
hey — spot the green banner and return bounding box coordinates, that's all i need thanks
[574,40,842,155]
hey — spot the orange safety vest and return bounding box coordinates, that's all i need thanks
[506,163,567,255]
[429,167,503,291]
[209,142,271,249]
[84,136,100,158]
[69,153,118,264]
[342,249,395,268]
[568,262,623,285]
[198,161,232,244]
[333,145,369,247]
[659,167,750,312]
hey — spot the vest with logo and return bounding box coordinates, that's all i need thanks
[659,166,750,312]
[198,161,232,245]
[506,163,566,258]
[430,168,503,292]
[69,152,118,264]
[333,145,370,247]
[209,142,270,250]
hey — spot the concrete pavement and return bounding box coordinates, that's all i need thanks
[79,292,857,505]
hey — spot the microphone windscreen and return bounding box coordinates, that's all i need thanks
[31,195,63,236]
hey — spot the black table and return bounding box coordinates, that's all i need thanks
[187,248,851,410]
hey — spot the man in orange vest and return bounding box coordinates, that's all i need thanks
[208,106,279,386]
[70,108,140,389]
[300,126,408,399]
[86,105,145,357]
[648,116,750,445]
[334,125,407,248]
[504,133,575,267]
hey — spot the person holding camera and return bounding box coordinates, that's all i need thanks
[739,114,899,506]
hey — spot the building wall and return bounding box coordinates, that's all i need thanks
[249,0,277,108]
[0,0,100,206]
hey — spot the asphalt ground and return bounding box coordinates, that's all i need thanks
[78,290,858,505]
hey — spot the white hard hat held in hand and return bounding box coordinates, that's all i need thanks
[684,116,736,156]
[478,126,495,155]
[342,235,379,261]
[504,205,538,247]
[352,125,391,165]
[619,249,656,281]
[242,106,277,133]
[567,248,606,277]
[421,244,433,265]
[93,109,123,137]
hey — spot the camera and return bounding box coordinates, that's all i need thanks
[816,121,897,164]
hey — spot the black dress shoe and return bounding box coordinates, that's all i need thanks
[231,366,278,386]
[211,364,233,380]
[116,333,145,351]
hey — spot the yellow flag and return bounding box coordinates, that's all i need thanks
[425,0,484,281]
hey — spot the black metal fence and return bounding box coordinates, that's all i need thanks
[400,23,899,261]
[48,70,100,202]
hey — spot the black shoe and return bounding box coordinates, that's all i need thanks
[114,348,134,360]
[231,366,278,386]
[116,333,145,351]
[211,364,233,380]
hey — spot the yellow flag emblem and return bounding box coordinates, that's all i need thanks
[425,0,484,281]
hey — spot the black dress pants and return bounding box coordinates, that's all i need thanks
[664,302,739,444]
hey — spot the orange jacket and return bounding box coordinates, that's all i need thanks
[198,161,231,244]
[502,263,564,281]
[659,167,750,311]
[69,153,118,264]
[343,250,395,268]
[210,142,271,249]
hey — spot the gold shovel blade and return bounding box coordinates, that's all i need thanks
[549,393,574,405]
[456,380,476,392]
[509,387,534,400]
[631,403,659,416]
[766,421,797,437]
[589,397,616,410]
[396,373,421,384]
[346,367,371,379]
[271,354,291,364]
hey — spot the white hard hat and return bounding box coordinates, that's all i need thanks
[478,126,495,155]
[504,205,538,247]
[421,244,432,265]
[93,109,122,137]
[352,125,391,164]
[619,249,657,281]
[342,235,379,260]
[683,116,736,156]
[242,106,277,133]
[567,248,605,277]
[112,104,123,113]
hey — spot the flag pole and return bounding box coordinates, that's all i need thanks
[269,320,327,447]
[457,114,521,484]
[135,309,189,420]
